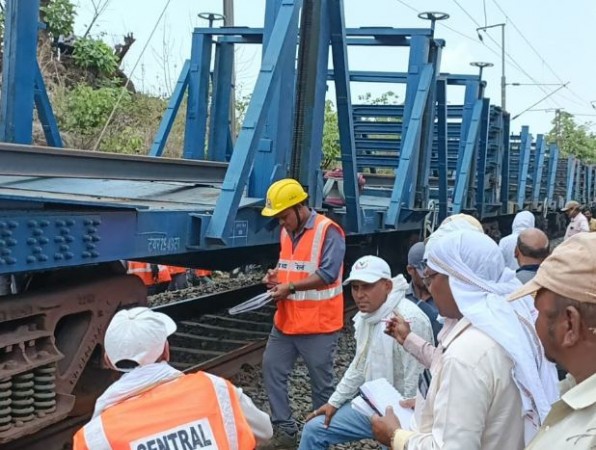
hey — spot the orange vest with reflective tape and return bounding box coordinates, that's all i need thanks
[275,214,344,334]
[73,371,255,450]
[167,265,187,276]
[194,269,213,277]
[127,262,171,286]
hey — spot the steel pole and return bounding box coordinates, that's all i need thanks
[501,24,506,111]
[223,0,237,142]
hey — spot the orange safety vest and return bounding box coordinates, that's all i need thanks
[194,269,213,277]
[127,262,171,286]
[275,214,344,334]
[167,265,187,276]
[73,371,255,450]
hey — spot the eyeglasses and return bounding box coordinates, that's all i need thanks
[422,272,439,288]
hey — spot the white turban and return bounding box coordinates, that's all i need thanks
[426,230,558,443]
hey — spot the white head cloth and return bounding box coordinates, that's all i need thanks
[424,213,484,259]
[426,230,558,443]
[499,211,536,270]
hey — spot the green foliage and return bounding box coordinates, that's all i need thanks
[322,100,340,169]
[73,37,118,75]
[547,111,596,163]
[57,85,130,135]
[357,91,399,105]
[40,0,76,38]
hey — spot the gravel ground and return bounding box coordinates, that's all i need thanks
[231,321,382,450]
[148,271,264,307]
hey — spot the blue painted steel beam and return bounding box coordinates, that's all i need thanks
[329,0,361,232]
[33,63,63,148]
[531,134,546,207]
[385,64,434,227]
[183,33,213,159]
[546,143,559,205]
[0,0,40,144]
[436,78,448,222]
[206,0,301,244]
[452,99,483,214]
[500,112,511,213]
[208,43,234,162]
[149,60,190,157]
[475,99,490,214]
[249,0,299,203]
[566,157,575,203]
[516,126,532,209]
[299,0,330,209]
[587,165,594,203]
[456,80,482,177]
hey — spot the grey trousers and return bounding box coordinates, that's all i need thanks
[262,326,339,435]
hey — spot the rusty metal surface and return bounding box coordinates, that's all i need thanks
[0,274,146,445]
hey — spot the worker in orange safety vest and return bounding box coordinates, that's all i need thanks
[127,261,172,295]
[166,265,189,291]
[259,178,346,449]
[72,307,272,450]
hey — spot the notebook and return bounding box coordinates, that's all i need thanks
[350,378,414,430]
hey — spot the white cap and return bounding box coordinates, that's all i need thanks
[343,255,392,285]
[104,307,177,372]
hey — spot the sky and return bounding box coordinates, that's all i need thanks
[74,0,596,137]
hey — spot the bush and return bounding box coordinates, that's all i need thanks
[72,37,118,75]
[41,0,76,38]
[57,84,131,135]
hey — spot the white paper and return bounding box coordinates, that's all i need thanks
[352,377,414,430]
[228,292,273,315]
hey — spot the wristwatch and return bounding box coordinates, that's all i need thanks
[289,282,296,294]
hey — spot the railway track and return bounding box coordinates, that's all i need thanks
[155,283,357,378]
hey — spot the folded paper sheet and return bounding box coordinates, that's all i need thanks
[351,378,414,430]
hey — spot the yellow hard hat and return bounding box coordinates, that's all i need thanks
[261,178,308,217]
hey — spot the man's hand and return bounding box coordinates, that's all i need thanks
[269,283,291,301]
[262,268,279,289]
[305,403,337,428]
[400,398,416,410]
[371,406,401,446]
[384,314,411,345]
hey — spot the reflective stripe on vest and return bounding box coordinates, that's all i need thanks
[205,373,238,450]
[83,417,112,450]
[279,218,341,303]
[80,374,245,450]
[275,214,344,334]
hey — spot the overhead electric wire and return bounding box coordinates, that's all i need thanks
[489,0,588,108]
[453,0,586,110]
[394,0,483,44]
[450,0,576,112]
[93,0,174,151]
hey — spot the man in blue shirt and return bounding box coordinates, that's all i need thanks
[405,242,442,343]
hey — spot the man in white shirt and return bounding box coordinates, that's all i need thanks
[562,200,589,240]
[371,231,558,450]
[297,256,432,449]
[509,232,596,449]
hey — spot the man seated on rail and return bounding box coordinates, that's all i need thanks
[297,255,432,450]
[371,230,559,450]
[259,178,346,449]
[73,307,272,450]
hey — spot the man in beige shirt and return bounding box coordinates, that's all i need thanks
[372,230,558,450]
[509,232,596,449]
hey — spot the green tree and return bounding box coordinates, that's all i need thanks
[547,111,596,162]
[322,99,340,169]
